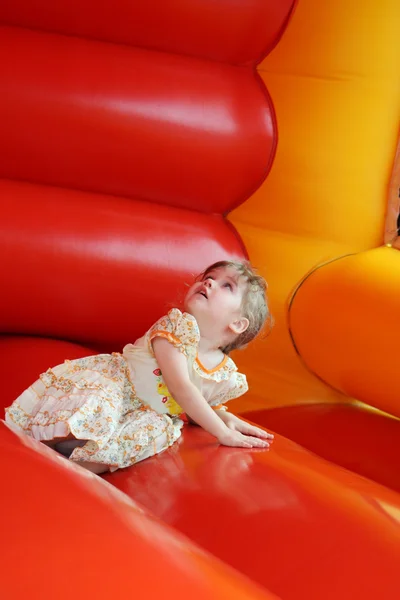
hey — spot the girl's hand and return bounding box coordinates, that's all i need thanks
[218,429,270,449]
[217,411,274,442]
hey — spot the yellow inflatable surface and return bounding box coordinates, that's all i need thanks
[230,0,400,417]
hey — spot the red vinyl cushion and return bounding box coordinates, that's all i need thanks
[243,404,400,494]
[0,1,297,65]
[0,179,246,348]
[0,423,276,600]
[105,423,400,600]
[0,26,276,213]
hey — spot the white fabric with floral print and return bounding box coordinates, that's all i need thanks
[5,309,248,471]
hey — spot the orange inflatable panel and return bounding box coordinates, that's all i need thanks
[289,247,400,417]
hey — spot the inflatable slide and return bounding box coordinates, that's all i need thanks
[1,1,400,599]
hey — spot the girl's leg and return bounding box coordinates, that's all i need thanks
[74,461,109,475]
[55,439,109,475]
[41,432,77,450]
[54,439,87,457]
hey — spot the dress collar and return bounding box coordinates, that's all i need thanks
[195,354,228,374]
[193,354,237,382]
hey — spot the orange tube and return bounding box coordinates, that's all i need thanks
[289,247,400,417]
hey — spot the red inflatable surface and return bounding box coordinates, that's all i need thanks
[0,423,277,600]
[0,0,296,64]
[0,180,246,349]
[0,26,276,212]
[1,1,400,599]
[105,424,400,600]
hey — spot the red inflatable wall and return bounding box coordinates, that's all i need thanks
[0,1,291,407]
[0,0,296,64]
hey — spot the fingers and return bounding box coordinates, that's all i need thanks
[229,435,257,449]
[240,440,253,448]
[240,423,274,440]
[242,435,270,448]
[220,431,272,449]
[229,434,252,448]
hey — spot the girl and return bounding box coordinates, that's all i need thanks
[5,260,274,474]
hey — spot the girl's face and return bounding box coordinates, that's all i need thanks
[184,266,248,340]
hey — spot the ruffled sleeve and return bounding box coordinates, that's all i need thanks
[208,371,248,409]
[147,308,200,359]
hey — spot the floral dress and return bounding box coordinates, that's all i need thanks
[5,309,248,471]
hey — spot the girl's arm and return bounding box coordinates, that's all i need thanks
[152,338,268,448]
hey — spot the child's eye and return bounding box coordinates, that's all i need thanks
[223,282,232,290]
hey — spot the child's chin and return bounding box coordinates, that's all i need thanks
[184,297,203,315]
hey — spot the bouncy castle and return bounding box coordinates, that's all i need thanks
[1,1,400,599]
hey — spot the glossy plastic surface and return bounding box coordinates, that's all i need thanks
[0,0,297,65]
[289,247,400,418]
[0,180,245,348]
[106,423,400,600]
[0,26,275,213]
[229,0,400,413]
[244,404,400,493]
[0,423,277,600]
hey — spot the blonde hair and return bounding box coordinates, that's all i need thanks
[199,260,273,354]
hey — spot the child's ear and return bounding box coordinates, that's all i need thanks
[229,317,249,335]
